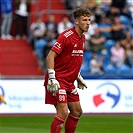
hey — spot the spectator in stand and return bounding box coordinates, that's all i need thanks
[127,41,133,67]
[42,40,54,70]
[131,38,133,48]
[94,4,105,23]
[111,16,125,41]
[87,0,97,13]
[0,0,13,40]
[64,0,74,10]
[120,7,132,22]
[126,42,133,67]
[29,15,46,52]
[45,15,58,45]
[119,6,132,33]
[89,28,107,54]
[15,0,30,39]
[111,0,126,12]
[57,16,73,34]
[29,15,47,69]
[101,0,112,13]
[90,53,104,74]
[121,30,133,67]
[75,0,86,8]
[98,16,112,39]
[127,0,133,20]
[110,41,125,67]
[121,30,132,50]
[106,6,120,24]
[42,15,58,70]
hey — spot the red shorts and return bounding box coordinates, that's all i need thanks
[45,81,80,105]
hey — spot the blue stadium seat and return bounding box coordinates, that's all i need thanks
[119,15,129,24]
[97,51,111,65]
[104,39,115,50]
[103,56,110,66]
[131,66,133,79]
[84,51,93,61]
[35,39,47,58]
[117,65,131,74]
[104,64,116,74]
[81,51,93,72]
[119,15,130,30]
[80,61,90,73]
[131,28,133,37]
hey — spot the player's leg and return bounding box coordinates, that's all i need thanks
[68,101,82,117]
[51,102,68,133]
[65,93,82,133]
[45,88,68,133]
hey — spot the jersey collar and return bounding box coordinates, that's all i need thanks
[72,27,83,39]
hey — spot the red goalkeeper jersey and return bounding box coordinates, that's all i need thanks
[44,27,85,86]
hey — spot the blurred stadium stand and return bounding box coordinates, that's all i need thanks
[0,0,133,79]
[0,39,44,78]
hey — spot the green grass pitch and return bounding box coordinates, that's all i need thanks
[0,115,133,133]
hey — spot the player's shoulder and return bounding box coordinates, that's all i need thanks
[60,27,75,38]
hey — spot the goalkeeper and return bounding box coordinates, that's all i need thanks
[44,8,91,133]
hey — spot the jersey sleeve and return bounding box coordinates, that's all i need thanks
[51,34,66,54]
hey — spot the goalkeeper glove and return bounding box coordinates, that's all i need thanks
[77,73,87,90]
[47,69,60,93]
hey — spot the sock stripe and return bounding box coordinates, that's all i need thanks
[69,114,80,121]
[55,115,65,123]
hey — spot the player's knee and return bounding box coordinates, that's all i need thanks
[77,109,83,117]
[71,108,83,117]
[58,109,68,119]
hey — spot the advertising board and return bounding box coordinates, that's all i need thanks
[0,80,133,114]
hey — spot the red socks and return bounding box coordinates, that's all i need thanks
[65,114,80,133]
[50,114,80,133]
[50,115,65,133]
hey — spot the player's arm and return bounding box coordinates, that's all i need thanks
[76,73,87,90]
[71,73,87,95]
[46,50,57,69]
[46,50,60,93]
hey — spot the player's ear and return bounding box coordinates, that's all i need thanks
[75,18,79,25]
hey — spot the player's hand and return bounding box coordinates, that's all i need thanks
[77,73,87,90]
[47,78,60,93]
[47,69,60,93]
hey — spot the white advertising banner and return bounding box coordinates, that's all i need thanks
[0,80,133,114]
[79,80,133,113]
[0,80,56,114]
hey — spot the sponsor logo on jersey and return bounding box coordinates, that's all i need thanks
[74,44,77,47]
[72,50,83,54]
[64,30,73,38]
[71,50,83,56]
[59,90,66,94]
[53,42,61,50]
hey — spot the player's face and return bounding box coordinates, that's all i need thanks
[76,15,91,32]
